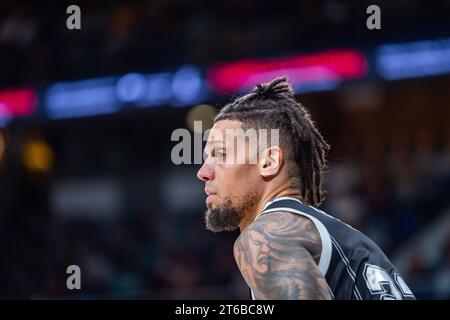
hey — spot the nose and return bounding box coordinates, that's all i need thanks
[197,162,214,182]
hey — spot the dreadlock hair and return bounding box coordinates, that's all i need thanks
[214,76,330,207]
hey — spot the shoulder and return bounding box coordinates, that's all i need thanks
[233,210,331,299]
[234,210,322,264]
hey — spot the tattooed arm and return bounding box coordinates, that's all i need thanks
[233,211,332,300]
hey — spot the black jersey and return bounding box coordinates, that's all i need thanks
[249,197,415,300]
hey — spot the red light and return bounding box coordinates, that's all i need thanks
[0,88,37,118]
[207,49,368,94]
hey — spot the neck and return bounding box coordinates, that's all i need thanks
[239,186,301,232]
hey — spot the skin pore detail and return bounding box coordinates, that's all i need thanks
[233,211,332,300]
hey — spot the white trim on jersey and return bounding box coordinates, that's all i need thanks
[330,235,363,300]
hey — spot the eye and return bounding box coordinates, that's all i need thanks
[216,151,225,159]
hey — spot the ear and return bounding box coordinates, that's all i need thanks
[259,146,283,178]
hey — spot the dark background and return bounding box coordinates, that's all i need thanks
[0,0,449,299]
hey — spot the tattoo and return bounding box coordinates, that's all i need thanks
[233,211,332,300]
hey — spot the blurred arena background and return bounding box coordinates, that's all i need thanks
[0,0,450,299]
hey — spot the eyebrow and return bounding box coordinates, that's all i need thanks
[205,140,225,150]
[204,140,225,154]
[207,140,225,145]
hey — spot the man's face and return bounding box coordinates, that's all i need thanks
[197,120,262,232]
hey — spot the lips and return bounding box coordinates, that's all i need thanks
[205,188,217,204]
[204,188,217,196]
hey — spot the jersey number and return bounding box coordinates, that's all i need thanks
[363,264,414,300]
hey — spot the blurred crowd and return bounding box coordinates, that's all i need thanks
[0,129,449,299]
[1,0,450,300]
[1,0,450,87]
[324,131,450,298]
[325,131,450,253]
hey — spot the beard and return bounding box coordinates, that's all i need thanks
[204,193,258,233]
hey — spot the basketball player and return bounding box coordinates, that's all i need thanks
[196,77,415,300]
